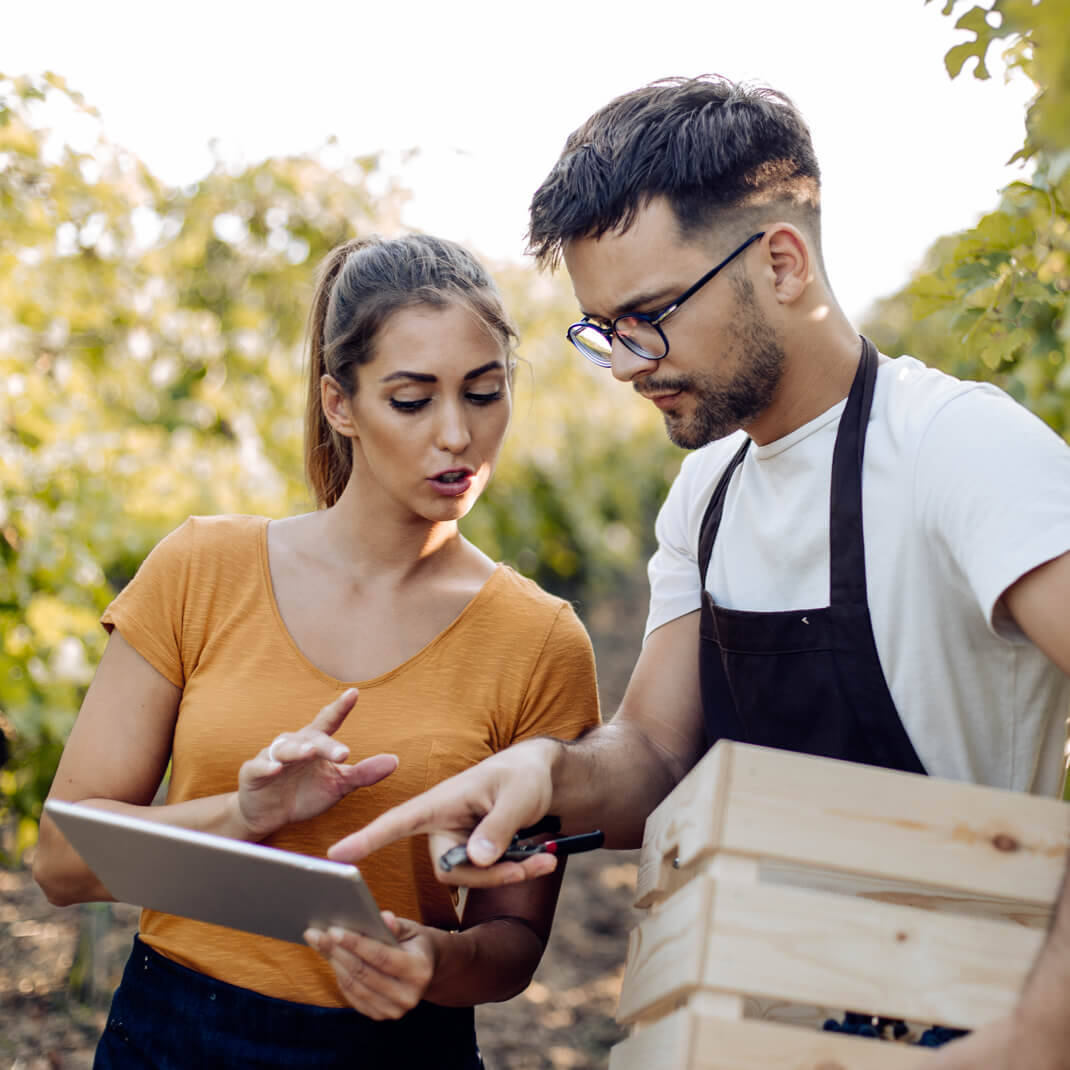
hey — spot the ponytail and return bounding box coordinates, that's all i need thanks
[303,238,371,508]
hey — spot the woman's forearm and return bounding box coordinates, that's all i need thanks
[423,916,547,1006]
[34,792,250,907]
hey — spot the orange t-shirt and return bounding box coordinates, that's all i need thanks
[101,514,600,1005]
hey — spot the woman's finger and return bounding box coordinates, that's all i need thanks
[326,925,426,984]
[306,928,415,1018]
[340,753,399,790]
[309,687,360,737]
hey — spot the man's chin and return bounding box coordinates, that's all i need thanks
[663,412,736,450]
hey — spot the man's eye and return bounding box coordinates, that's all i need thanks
[389,398,430,412]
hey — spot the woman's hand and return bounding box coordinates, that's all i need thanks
[237,689,398,840]
[305,913,437,1020]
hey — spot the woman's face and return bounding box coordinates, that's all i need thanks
[332,299,512,524]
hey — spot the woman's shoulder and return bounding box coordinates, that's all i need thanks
[139,514,268,580]
[482,566,589,640]
[488,565,571,612]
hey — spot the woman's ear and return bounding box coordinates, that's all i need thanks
[321,375,358,439]
[765,225,812,305]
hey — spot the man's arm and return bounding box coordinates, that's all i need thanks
[926,549,1070,1067]
[926,860,1070,1069]
[329,611,708,886]
[1002,549,1070,675]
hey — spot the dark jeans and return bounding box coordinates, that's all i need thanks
[95,935,483,1069]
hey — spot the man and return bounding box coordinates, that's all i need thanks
[331,77,1070,1065]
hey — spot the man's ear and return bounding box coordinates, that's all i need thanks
[765,225,812,305]
[321,375,358,439]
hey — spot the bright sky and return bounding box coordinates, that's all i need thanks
[3,0,1033,322]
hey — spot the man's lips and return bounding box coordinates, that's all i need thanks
[641,390,685,411]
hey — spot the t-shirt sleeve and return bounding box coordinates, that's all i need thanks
[100,519,197,688]
[510,603,601,745]
[915,386,1070,639]
[644,452,709,641]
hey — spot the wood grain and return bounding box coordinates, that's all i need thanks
[619,875,1042,1029]
[637,743,1069,908]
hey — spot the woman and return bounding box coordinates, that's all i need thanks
[33,234,601,1068]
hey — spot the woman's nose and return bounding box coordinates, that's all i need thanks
[436,403,472,454]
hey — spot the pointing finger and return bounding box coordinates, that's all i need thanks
[310,688,360,737]
[329,792,441,862]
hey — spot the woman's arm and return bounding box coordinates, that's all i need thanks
[307,855,564,1016]
[34,630,396,906]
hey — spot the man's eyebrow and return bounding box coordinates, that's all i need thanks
[609,287,677,319]
[380,360,505,385]
[579,286,678,324]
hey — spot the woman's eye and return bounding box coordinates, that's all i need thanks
[467,389,504,405]
[389,398,431,413]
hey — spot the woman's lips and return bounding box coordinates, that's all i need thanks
[428,471,473,496]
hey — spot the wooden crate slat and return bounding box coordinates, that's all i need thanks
[637,742,1069,907]
[618,875,1042,1029]
[617,876,716,1024]
[609,1010,936,1069]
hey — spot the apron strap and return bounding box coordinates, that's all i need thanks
[698,436,751,587]
[829,337,878,606]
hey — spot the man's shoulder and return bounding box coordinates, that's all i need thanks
[876,354,1059,451]
[877,354,999,422]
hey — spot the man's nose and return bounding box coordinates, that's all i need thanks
[609,339,658,383]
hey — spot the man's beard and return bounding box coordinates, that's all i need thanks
[649,282,786,450]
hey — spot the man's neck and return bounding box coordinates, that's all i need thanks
[745,319,864,447]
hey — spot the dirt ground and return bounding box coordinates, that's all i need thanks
[0,587,649,1069]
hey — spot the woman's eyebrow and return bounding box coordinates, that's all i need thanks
[380,370,436,384]
[379,360,505,385]
[463,360,505,381]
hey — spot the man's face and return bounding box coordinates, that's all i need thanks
[562,198,785,449]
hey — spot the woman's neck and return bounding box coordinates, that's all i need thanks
[319,479,464,585]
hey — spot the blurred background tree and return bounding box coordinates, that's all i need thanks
[865,0,1070,438]
[0,72,681,858]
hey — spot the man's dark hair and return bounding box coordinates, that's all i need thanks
[527,75,822,268]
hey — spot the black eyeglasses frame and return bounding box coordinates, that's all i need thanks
[566,231,766,368]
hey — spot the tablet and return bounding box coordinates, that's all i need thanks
[44,799,397,947]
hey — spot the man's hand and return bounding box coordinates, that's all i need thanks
[329,738,561,887]
[921,1011,1070,1069]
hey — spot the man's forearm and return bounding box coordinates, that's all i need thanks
[1015,860,1070,1048]
[545,720,684,849]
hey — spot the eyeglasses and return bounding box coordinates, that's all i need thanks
[566,232,765,368]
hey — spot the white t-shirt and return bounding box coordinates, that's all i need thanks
[646,355,1070,795]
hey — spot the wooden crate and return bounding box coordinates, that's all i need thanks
[609,742,1069,1069]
